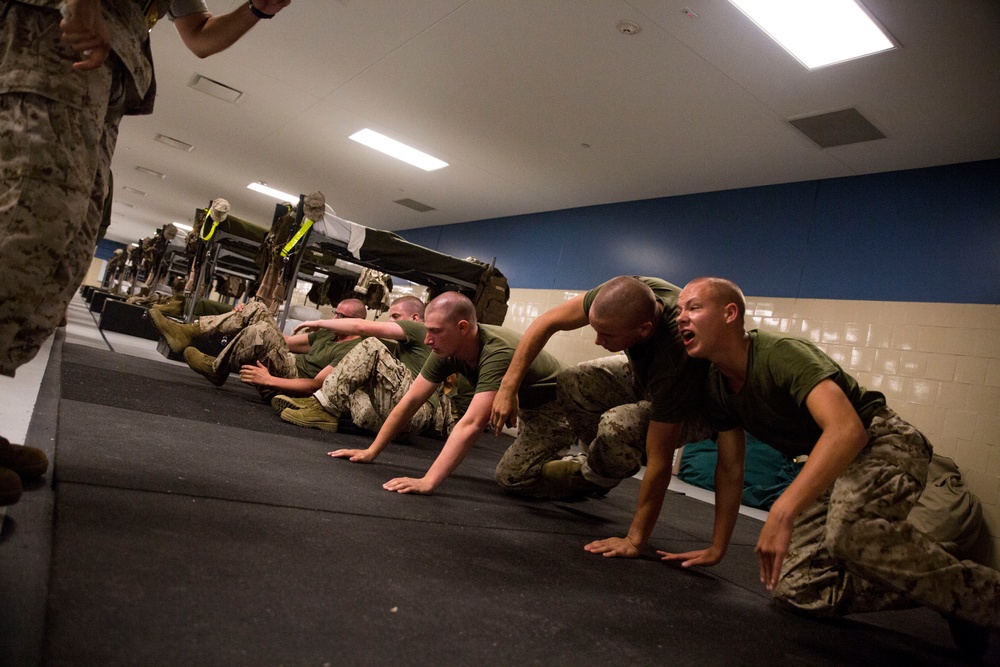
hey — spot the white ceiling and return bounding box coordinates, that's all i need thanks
[106,0,1000,244]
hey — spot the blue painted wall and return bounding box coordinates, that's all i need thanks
[95,238,127,261]
[401,159,1000,304]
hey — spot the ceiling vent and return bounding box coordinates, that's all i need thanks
[394,198,436,213]
[188,74,245,104]
[788,108,885,148]
[135,166,166,179]
[154,134,194,152]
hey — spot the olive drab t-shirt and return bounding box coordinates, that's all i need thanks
[295,330,365,379]
[582,277,708,423]
[420,324,565,410]
[703,330,887,458]
[393,320,433,378]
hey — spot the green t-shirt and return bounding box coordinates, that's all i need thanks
[420,324,565,409]
[704,330,887,458]
[295,330,366,379]
[583,276,708,423]
[394,320,433,378]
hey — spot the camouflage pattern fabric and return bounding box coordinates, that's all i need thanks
[493,403,575,496]
[773,408,1000,628]
[0,2,122,376]
[551,355,710,486]
[198,301,296,378]
[314,337,436,435]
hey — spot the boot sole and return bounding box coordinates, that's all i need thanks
[150,310,192,353]
[280,410,339,432]
[271,395,314,412]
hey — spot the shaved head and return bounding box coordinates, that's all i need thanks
[426,291,477,326]
[590,276,658,327]
[337,298,368,320]
[688,277,746,324]
[390,295,425,320]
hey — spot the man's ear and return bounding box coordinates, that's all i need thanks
[723,303,740,324]
[457,320,470,335]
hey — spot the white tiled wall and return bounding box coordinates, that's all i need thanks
[504,288,1000,568]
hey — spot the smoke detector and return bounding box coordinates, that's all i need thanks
[617,20,641,36]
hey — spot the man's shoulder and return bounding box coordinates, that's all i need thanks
[396,319,427,339]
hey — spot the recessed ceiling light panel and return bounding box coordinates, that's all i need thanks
[729,0,895,69]
[247,182,297,203]
[349,129,448,171]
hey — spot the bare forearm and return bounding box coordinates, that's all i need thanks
[625,460,673,548]
[710,454,744,554]
[174,4,261,58]
[422,422,481,489]
[368,399,421,458]
[498,325,554,394]
[259,375,319,395]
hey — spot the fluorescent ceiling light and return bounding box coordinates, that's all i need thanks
[173,222,193,232]
[729,0,895,69]
[349,129,448,171]
[247,182,297,203]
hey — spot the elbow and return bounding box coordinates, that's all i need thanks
[186,43,215,59]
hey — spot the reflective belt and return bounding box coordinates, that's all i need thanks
[200,209,220,241]
[280,218,314,259]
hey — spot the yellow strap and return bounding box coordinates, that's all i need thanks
[280,218,314,258]
[199,208,220,241]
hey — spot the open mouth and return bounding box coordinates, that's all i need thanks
[680,330,695,344]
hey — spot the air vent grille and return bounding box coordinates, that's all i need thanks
[394,198,436,213]
[788,108,885,148]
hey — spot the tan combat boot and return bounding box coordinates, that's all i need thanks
[271,394,318,413]
[280,401,339,432]
[183,347,228,386]
[149,309,201,353]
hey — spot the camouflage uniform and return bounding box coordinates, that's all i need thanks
[313,337,437,435]
[493,402,576,496]
[526,355,707,486]
[196,300,296,377]
[774,408,1000,627]
[0,0,192,376]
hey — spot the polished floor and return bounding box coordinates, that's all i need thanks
[0,292,994,666]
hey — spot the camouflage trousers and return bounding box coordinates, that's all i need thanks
[548,355,707,486]
[774,407,1000,628]
[198,301,297,378]
[0,3,123,376]
[313,337,435,435]
[493,401,575,495]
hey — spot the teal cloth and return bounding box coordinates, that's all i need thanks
[678,434,803,510]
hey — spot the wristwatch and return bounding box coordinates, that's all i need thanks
[248,0,274,19]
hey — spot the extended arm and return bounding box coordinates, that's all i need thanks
[491,296,590,433]
[328,375,439,463]
[658,428,746,566]
[283,332,312,354]
[238,361,331,395]
[173,1,291,59]
[383,390,496,495]
[756,379,868,590]
[295,319,406,341]
[584,420,682,557]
